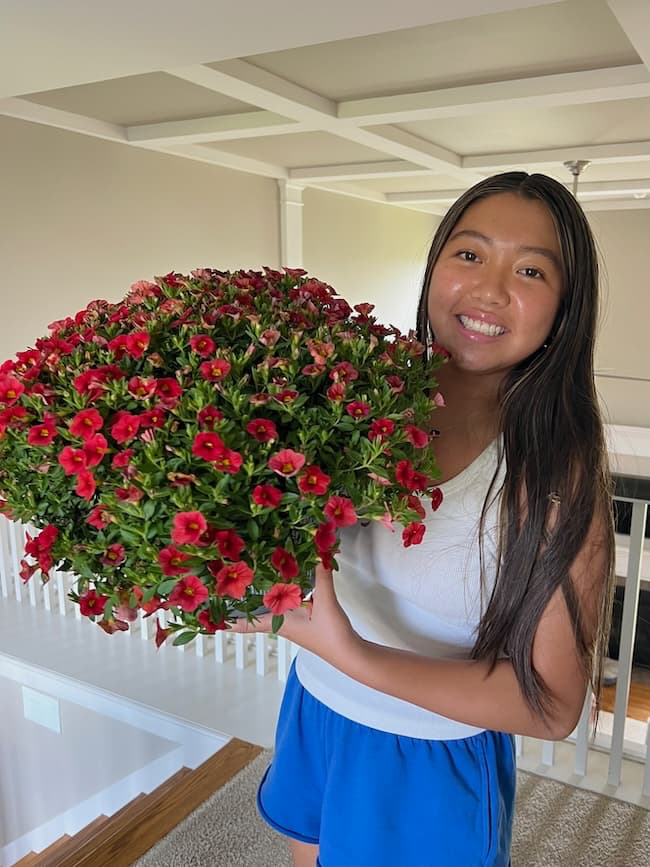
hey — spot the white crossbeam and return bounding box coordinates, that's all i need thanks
[463,141,650,170]
[127,111,314,144]
[0,97,125,142]
[339,65,650,124]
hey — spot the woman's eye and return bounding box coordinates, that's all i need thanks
[458,250,478,262]
[521,267,544,279]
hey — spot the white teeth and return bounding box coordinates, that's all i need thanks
[459,315,506,337]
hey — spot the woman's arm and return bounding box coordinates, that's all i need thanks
[230,515,609,740]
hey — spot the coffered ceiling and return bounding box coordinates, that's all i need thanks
[2,0,650,214]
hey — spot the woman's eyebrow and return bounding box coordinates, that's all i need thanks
[447,229,561,270]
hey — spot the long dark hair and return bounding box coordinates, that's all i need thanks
[416,172,615,721]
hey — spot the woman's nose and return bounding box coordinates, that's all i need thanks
[470,267,509,306]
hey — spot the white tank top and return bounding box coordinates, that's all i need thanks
[295,438,505,740]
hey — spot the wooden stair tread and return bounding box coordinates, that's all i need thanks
[13,738,262,867]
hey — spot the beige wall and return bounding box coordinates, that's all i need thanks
[0,117,280,359]
[303,188,436,335]
[588,210,650,427]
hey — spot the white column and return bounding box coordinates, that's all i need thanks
[277,180,305,268]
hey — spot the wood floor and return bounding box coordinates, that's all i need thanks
[601,677,650,722]
[14,738,262,867]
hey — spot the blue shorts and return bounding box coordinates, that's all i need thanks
[257,662,516,867]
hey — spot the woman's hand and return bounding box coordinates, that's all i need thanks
[227,565,364,673]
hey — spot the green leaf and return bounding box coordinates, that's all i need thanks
[271,614,284,634]
[247,518,260,541]
[172,630,196,646]
[157,577,179,595]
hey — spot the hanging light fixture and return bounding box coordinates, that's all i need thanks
[563,159,590,197]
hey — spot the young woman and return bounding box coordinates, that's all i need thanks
[231,172,616,867]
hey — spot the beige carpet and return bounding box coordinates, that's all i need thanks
[133,750,650,867]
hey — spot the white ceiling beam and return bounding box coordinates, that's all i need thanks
[289,160,431,182]
[134,142,287,179]
[607,1,650,71]
[581,198,650,212]
[127,111,314,144]
[0,97,125,142]
[463,141,650,170]
[339,65,650,124]
[167,60,478,179]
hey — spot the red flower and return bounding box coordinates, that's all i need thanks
[404,425,429,448]
[140,407,166,428]
[268,449,306,477]
[169,575,209,612]
[125,331,150,359]
[58,446,87,475]
[396,459,416,490]
[405,495,426,520]
[100,544,125,566]
[249,393,271,406]
[245,418,278,443]
[112,449,134,469]
[115,485,143,503]
[70,409,103,440]
[326,383,346,402]
[198,406,223,428]
[190,334,216,357]
[346,401,371,419]
[158,545,191,576]
[213,448,243,474]
[252,485,282,508]
[302,363,325,376]
[127,376,157,399]
[79,589,109,617]
[200,359,232,382]
[368,418,395,441]
[111,413,141,444]
[83,433,108,467]
[386,375,404,394]
[215,561,254,598]
[76,470,97,499]
[172,511,208,545]
[330,362,358,383]
[197,609,226,633]
[155,621,173,648]
[27,422,57,446]
[271,547,300,580]
[20,559,38,582]
[0,375,25,406]
[215,529,246,561]
[297,465,331,496]
[259,328,281,348]
[314,521,337,552]
[192,431,226,461]
[402,522,426,547]
[273,390,298,405]
[263,582,302,614]
[87,505,112,529]
[155,378,182,408]
[324,496,357,528]
[431,488,444,512]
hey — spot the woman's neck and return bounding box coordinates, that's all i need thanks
[431,367,501,442]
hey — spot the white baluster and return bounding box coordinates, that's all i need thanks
[214,631,226,663]
[234,633,247,669]
[0,519,10,598]
[642,717,650,799]
[55,570,66,615]
[608,500,646,787]
[195,633,204,657]
[514,735,523,758]
[42,574,51,611]
[277,636,290,681]
[10,521,24,601]
[541,740,555,767]
[139,611,149,642]
[573,688,593,777]
[256,633,268,676]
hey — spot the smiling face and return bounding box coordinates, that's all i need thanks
[427,192,564,386]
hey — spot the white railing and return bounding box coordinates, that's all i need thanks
[1,493,649,807]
